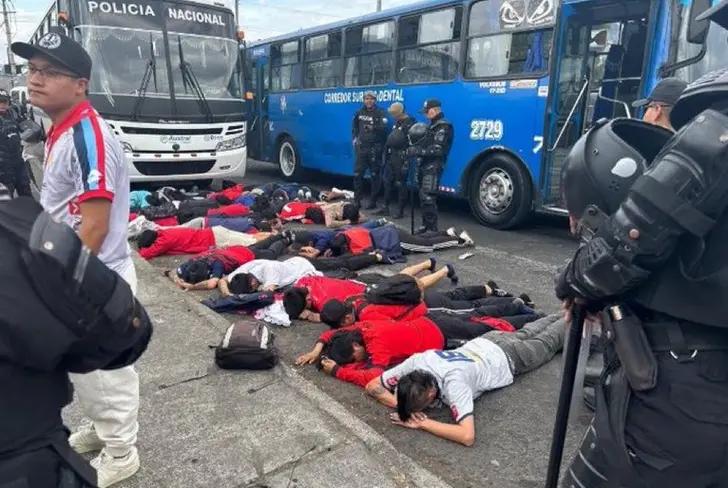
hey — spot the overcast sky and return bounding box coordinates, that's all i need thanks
[2,0,420,64]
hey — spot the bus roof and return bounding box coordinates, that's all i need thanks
[248,0,461,46]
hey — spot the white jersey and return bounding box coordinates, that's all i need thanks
[381,337,513,422]
[40,100,131,272]
[228,257,320,289]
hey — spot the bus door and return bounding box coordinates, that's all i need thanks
[247,52,271,161]
[541,0,653,207]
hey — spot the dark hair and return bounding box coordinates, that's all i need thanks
[229,273,256,295]
[396,370,438,421]
[327,330,364,365]
[342,203,360,224]
[137,230,158,249]
[145,194,161,206]
[215,195,234,205]
[283,287,308,319]
[184,260,211,284]
[304,206,325,225]
[320,299,349,328]
[330,233,348,256]
[251,194,271,213]
[256,219,273,232]
[221,180,238,190]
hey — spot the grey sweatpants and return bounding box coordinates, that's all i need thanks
[486,314,565,376]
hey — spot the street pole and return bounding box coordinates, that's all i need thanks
[235,0,240,28]
[376,0,382,12]
[1,0,14,87]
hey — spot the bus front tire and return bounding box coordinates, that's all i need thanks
[468,154,532,229]
[277,137,303,181]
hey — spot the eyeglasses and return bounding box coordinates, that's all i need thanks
[27,64,80,80]
[647,103,671,110]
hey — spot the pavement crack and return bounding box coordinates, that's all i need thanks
[157,372,210,390]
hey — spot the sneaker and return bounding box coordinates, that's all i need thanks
[91,447,141,488]
[446,227,457,237]
[459,230,475,247]
[446,264,459,284]
[428,257,437,272]
[374,218,389,227]
[487,280,511,298]
[519,293,535,309]
[69,423,104,454]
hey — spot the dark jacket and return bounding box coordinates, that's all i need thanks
[352,105,388,146]
[0,197,152,486]
[0,111,23,185]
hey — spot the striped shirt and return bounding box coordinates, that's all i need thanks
[40,100,131,272]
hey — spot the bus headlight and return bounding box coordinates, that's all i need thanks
[216,134,246,152]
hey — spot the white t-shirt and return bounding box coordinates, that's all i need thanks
[381,337,514,422]
[228,257,320,289]
[40,100,131,273]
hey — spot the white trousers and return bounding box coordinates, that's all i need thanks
[211,225,257,247]
[69,258,140,457]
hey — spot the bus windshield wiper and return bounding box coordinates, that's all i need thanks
[132,33,158,121]
[176,35,214,123]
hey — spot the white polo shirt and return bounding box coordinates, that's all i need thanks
[40,100,131,272]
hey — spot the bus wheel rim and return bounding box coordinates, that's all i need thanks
[479,168,514,215]
[280,143,295,176]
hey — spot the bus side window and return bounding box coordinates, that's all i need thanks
[304,32,343,89]
[465,0,554,79]
[396,7,463,84]
[271,40,301,91]
[344,21,394,87]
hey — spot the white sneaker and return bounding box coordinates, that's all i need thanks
[459,230,475,247]
[68,423,104,454]
[446,227,457,237]
[91,447,141,488]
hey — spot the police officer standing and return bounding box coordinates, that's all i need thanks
[352,91,388,208]
[632,77,687,131]
[0,90,31,198]
[406,99,453,233]
[0,194,152,487]
[556,6,728,485]
[375,102,414,218]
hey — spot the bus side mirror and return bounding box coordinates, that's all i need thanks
[688,0,711,44]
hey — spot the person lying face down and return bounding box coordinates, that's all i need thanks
[135,226,272,260]
[283,258,457,322]
[303,201,362,228]
[364,314,565,446]
[295,317,446,388]
[219,256,320,296]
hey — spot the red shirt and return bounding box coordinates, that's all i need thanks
[139,227,215,259]
[357,302,427,322]
[279,202,317,221]
[295,276,366,312]
[199,245,255,272]
[207,204,249,218]
[319,317,444,388]
[210,184,244,201]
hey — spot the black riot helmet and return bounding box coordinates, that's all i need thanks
[671,67,728,130]
[408,122,429,146]
[561,118,673,218]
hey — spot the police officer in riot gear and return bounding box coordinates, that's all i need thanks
[352,91,388,208]
[0,194,153,487]
[375,102,415,218]
[556,57,728,488]
[406,99,453,233]
[0,91,30,197]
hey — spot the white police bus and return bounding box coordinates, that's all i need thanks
[29,0,247,183]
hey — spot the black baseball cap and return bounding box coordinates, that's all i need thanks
[632,78,687,108]
[420,99,442,113]
[12,32,92,79]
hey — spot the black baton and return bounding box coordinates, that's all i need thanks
[545,304,587,488]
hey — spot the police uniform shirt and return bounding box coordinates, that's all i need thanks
[380,338,514,422]
[40,100,131,273]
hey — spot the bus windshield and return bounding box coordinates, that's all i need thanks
[672,13,728,83]
[80,26,171,99]
[169,33,241,99]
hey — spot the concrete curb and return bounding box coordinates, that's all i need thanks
[134,253,453,488]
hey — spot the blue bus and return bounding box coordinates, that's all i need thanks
[244,0,722,228]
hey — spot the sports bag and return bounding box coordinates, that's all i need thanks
[213,321,278,370]
[364,274,421,305]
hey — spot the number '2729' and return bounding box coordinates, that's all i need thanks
[469,119,504,141]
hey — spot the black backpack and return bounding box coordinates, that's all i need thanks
[213,321,278,370]
[364,274,421,305]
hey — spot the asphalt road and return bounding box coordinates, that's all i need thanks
[145,159,592,487]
